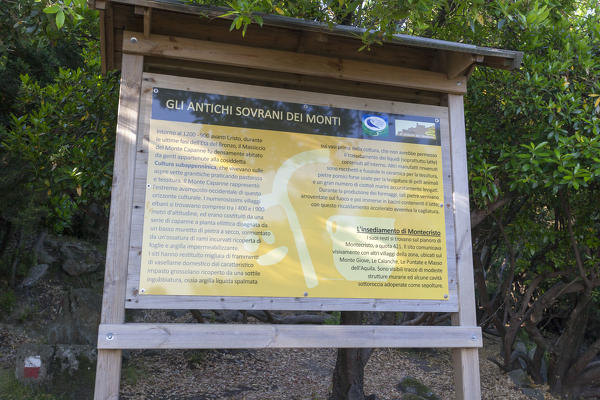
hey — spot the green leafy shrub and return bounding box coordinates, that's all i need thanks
[0,66,118,235]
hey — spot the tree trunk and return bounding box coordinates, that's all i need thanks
[549,291,592,395]
[9,227,23,288]
[329,311,372,400]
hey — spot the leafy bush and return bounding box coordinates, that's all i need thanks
[0,0,99,126]
[0,66,118,235]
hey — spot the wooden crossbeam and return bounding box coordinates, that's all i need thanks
[98,323,482,349]
[121,31,467,95]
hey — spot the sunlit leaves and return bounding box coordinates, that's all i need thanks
[39,0,94,30]
[2,67,118,233]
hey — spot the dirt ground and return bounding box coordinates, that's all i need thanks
[0,280,558,400]
[118,328,557,400]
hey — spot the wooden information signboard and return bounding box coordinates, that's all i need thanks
[127,75,457,310]
[91,2,522,399]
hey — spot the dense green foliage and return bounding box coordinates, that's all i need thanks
[0,1,118,291]
[461,3,600,396]
[3,68,118,233]
[2,0,600,397]
[0,0,98,124]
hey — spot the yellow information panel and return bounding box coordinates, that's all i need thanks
[139,88,448,300]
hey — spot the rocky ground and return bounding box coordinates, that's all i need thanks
[0,235,559,400]
[116,323,556,400]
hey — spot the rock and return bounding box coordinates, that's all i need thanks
[36,234,63,266]
[15,343,55,386]
[514,340,528,355]
[508,368,531,387]
[36,234,104,275]
[47,288,101,345]
[365,394,378,400]
[50,344,97,400]
[214,309,244,322]
[511,341,529,370]
[540,355,548,384]
[397,377,440,400]
[403,395,427,400]
[521,387,545,400]
[166,309,189,319]
[21,264,49,287]
[37,248,57,265]
[53,344,97,375]
[60,239,104,276]
[15,343,97,398]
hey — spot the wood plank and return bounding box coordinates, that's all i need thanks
[143,58,443,106]
[143,7,152,38]
[447,94,481,399]
[126,294,458,312]
[453,348,481,400]
[142,73,448,117]
[122,31,467,94]
[149,10,307,55]
[99,10,107,74]
[98,323,482,349]
[448,95,477,326]
[142,10,433,70]
[439,109,458,301]
[105,0,523,71]
[94,53,144,400]
[105,4,115,71]
[446,53,475,79]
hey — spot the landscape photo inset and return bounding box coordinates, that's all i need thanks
[394,119,436,139]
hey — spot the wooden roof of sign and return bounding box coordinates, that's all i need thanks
[91,0,523,105]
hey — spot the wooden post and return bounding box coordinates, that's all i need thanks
[94,53,144,400]
[448,93,481,400]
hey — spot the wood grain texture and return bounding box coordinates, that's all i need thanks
[143,58,444,106]
[122,31,467,95]
[98,323,482,349]
[447,94,481,399]
[99,9,107,73]
[109,4,437,72]
[105,4,115,71]
[143,7,151,38]
[94,53,144,400]
[448,94,477,325]
[440,109,459,303]
[124,73,459,312]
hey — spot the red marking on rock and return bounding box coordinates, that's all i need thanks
[24,366,40,379]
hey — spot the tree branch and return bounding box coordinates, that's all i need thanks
[471,195,513,229]
[561,193,591,288]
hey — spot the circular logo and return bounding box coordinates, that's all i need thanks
[364,116,387,130]
[362,115,388,136]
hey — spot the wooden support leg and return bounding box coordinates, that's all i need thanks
[94,53,144,400]
[95,350,123,400]
[453,348,481,400]
[448,93,482,400]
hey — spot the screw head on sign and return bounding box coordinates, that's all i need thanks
[457,81,462,86]
[153,88,159,94]
[140,288,146,294]
[106,333,114,341]
[471,335,477,341]
[444,294,448,299]
[303,292,308,297]
[130,37,138,43]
